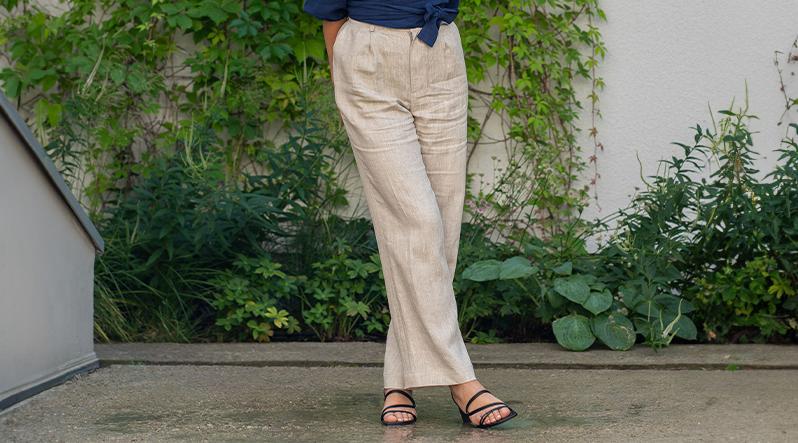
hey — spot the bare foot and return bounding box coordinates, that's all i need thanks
[450,380,513,426]
[381,389,416,424]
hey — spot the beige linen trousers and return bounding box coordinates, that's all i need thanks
[332,17,476,389]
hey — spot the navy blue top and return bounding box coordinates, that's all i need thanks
[303,0,459,48]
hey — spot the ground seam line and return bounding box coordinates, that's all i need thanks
[97,359,798,371]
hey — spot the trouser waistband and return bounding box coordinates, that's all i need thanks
[345,17,428,40]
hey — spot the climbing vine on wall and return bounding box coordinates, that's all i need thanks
[457,0,606,243]
[0,0,606,233]
[775,33,798,126]
[0,0,346,214]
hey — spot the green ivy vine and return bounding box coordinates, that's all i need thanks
[0,0,344,213]
[457,0,606,242]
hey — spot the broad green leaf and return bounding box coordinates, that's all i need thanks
[552,262,573,275]
[661,312,698,340]
[552,314,595,351]
[4,75,20,98]
[619,284,642,307]
[655,294,695,314]
[589,281,607,292]
[546,290,567,308]
[582,289,613,315]
[553,275,591,304]
[294,38,326,62]
[462,259,501,282]
[523,242,546,257]
[632,316,654,340]
[499,256,537,280]
[633,299,663,319]
[661,264,682,282]
[592,314,636,350]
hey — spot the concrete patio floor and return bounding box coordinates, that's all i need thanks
[1,343,797,442]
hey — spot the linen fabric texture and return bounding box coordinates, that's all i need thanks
[332,17,475,389]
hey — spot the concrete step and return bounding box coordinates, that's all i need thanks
[95,342,798,370]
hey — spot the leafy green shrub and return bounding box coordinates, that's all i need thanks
[461,104,798,350]
[453,223,545,342]
[297,242,388,341]
[463,248,696,351]
[619,105,798,343]
[92,109,347,341]
[94,150,285,341]
[597,105,798,345]
[210,255,301,342]
[694,256,797,341]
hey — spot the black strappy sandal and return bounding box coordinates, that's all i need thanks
[380,389,417,426]
[452,389,517,429]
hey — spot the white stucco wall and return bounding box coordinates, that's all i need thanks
[583,0,798,221]
[0,118,97,407]
[468,1,798,228]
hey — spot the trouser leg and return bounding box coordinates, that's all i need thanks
[412,74,469,285]
[383,320,403,388]
[333,19,475,389]
[345,114,474,389]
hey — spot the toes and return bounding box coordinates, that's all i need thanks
[394,410,412,423]
[383,391,416,424]
[492,407,510,423]
[480,407,509,425]
[384,409,415,424]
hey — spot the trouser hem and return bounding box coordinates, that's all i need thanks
[383,369,477,390]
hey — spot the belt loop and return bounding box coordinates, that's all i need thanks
[369,24,375,32]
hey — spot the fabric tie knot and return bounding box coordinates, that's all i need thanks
[424,1,446,22]
[417,0,457,47]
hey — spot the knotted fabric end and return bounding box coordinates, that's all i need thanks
[417,0,457,47]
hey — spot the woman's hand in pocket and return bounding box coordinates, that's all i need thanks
[322,18,347,87]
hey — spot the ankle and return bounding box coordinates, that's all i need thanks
[449,379,482,404]
[383,388,415,406]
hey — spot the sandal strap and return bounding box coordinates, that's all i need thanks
[381,408,417,421]
[383,389,416,407]
[467,401,507,417]
[478,405,515,427]
[464,389,491,413]
[382,404,416,412]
